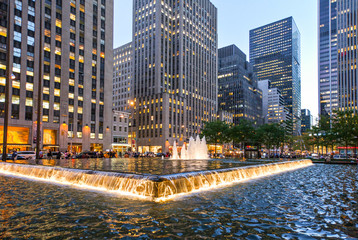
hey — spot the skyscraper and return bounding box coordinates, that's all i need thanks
[318,0,338,115]
[0,0,113,153]
[319,0,358,114]
[258,80,291,125]
[113,42,132,112]
[132,0,217,153]
[336,0,358,111]
[301,109,312,133]
[218,44,262,126]
[250,17,301,135]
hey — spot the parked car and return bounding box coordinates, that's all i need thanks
[156,153,165,158]
[0,154,12,160]
[16,151,36,160]
[76,151,98,159]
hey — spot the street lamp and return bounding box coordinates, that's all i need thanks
[129,101,135,152]
[35,0,44,161]
[2,0,12,162]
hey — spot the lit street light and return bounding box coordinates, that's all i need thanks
[2,0,12,162]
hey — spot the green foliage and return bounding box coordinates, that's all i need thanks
[307,110,358,154]
[230,119,255,146]
[256,123,285,153]
[200,120,231,145]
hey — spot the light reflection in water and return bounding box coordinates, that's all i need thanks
[0,164,356,239]
[0,160,313,201]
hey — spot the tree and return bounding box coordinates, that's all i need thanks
[200,121,231,156]
[257,123,285,157]
[332,110,356,156]
[230,119,255,157]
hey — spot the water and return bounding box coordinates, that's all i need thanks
[0,164,357,239]
[172,136,209,160]
[5,158,277,175]
[0,160,312,201]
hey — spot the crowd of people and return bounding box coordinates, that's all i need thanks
[37,150,170,159]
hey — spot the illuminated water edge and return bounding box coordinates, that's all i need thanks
[0,160,313,202]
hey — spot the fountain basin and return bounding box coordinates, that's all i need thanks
[0,160,313,201]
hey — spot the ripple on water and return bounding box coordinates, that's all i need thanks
[0,164,357,239]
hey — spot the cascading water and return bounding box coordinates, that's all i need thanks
[0,160,313,202]
[171,136,209,160]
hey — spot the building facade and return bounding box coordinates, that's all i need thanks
[218,45,263,126]
[318,0,339,115]
[250,17,301,135]
[217,111,234,125]
[113,42,132,112]
[111,110,130,154]
[258,80,290,125]
[0,0,113,154]
[132,0,218,153]
[336,0,358,111]
[301,109,312,133]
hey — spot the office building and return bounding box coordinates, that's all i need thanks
[250,17,301,135]
[336,0,358,111]
[258,80,290,125]
[318,0,339,115]
[113,42,132,112]
[301,109,312,133]
[217,111,234,125]
[0,0,113,153]
[218,44,262,125]
[111,110,130,154]
[132,0,218,153]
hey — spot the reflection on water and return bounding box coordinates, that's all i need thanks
[0,164,357,239]
[8,158,274,175]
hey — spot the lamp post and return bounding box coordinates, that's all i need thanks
[35,0,44,161]
[2,0,12,162]
[129,101,135,152]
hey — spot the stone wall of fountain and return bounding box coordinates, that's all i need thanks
[0,160,313,201]
[171,136,209,160]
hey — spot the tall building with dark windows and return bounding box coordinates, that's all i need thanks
[218,45,262,126]
[301,109,312,133]
[132,0,218,153]
[113,42,132,112]
[0,0,113,154]
[250,17,301,135]
[319,0,338,115]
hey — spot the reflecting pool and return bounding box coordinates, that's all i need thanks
[0,164,357,239]
[8,158,281,175]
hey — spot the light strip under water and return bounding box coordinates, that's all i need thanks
[0,160,313,202]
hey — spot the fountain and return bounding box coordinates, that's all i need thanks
[0,159,313,202]
[171,136,209,160]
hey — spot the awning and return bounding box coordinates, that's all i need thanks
[0,144,32,147]
[112,143,130,147]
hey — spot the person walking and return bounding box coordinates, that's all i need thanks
[11,150,17,160]
[47,150,52,159]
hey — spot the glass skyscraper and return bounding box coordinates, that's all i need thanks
[250,17,301,135]
[319,0,338,115]
[218,45,263,126]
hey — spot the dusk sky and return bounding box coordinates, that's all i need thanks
[113,0,318,120]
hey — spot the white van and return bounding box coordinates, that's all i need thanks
[17,151,36,160]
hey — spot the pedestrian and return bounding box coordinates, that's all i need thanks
[11,150,17,160]
[48,150,52,159]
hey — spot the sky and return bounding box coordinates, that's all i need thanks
[113,0,318,120]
